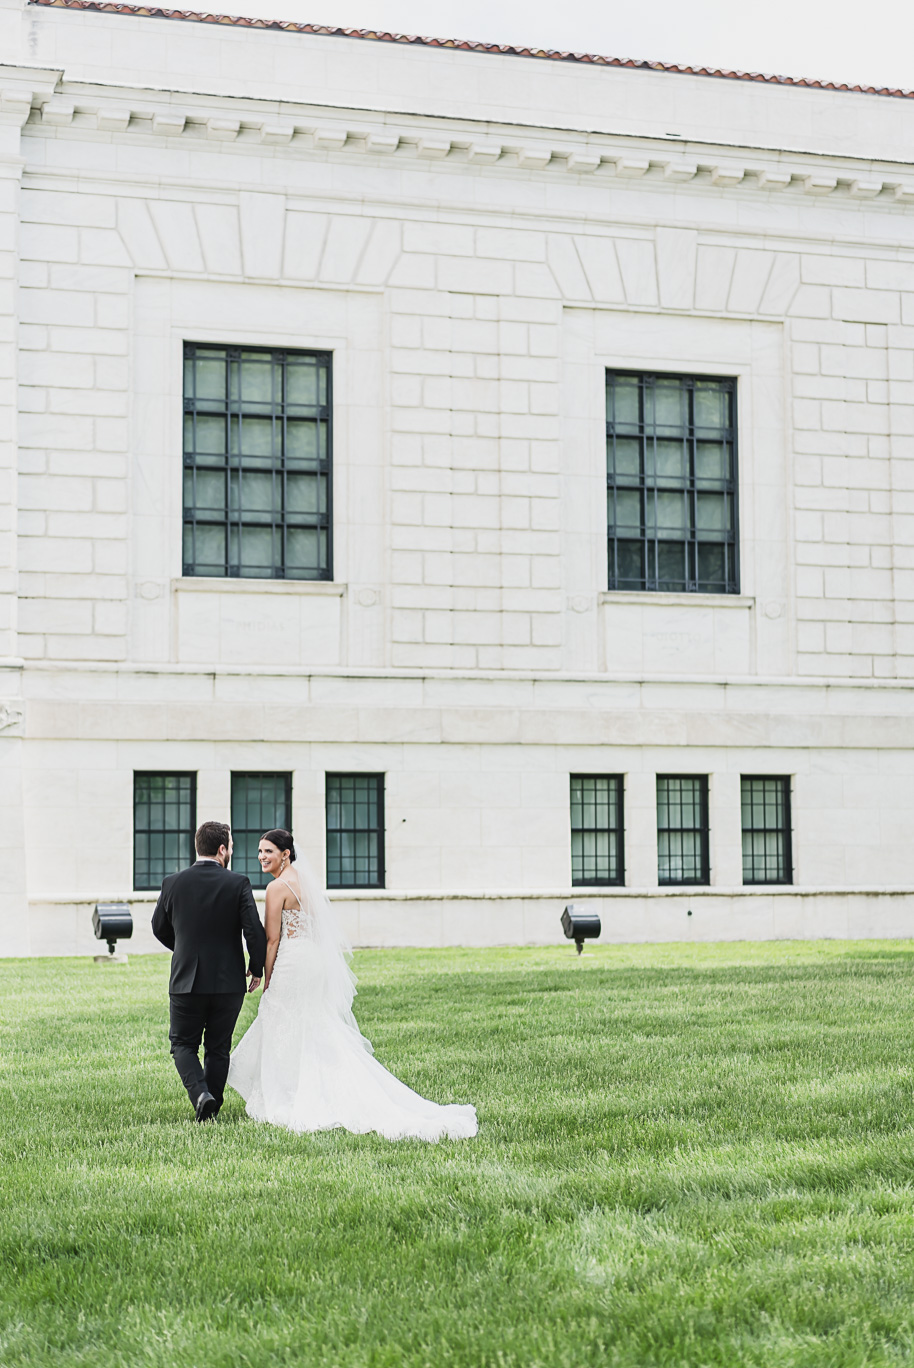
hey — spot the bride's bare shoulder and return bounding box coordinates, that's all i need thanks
[265,875,301,906]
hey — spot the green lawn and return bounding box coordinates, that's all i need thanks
[3,942,914,1367]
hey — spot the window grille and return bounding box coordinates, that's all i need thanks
[606,370,738,594]
[656,775,710,885]
[741,776,792,885]
[231,772,292,890]
[134,772,196,890]
[326,774,385,889]
[183,343,331,580]
[570,775,625,886]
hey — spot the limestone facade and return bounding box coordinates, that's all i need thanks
[1,0,913,953]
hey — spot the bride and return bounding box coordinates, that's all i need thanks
[227,828,478,1141]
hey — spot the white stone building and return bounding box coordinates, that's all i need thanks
[2,0,913,956]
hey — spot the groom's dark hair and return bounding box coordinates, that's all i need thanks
[195,821,231,857]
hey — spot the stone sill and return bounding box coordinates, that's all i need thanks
[10,660,911,694]
[173,577,344,597]
[36,886,914,906]
[599,591,755,610]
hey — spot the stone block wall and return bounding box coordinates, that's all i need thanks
[1,0,913,951]
[6,92,914,679]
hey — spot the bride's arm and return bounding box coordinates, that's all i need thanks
[263,884,283,990]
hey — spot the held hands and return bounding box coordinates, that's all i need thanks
[246,972,262,994]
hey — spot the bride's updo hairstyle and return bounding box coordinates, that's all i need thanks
[262,828,296,862]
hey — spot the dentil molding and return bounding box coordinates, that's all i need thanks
[5,75,914,209]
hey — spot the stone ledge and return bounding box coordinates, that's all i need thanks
[21,888,914,954]
[599,591,754,611]
[15,660,914,691]
[31,886,914,904]
[172,577,345,597]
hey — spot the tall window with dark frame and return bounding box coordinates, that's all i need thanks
[570,775,625,886]
[325,774,385,890]
[231,772,292,891]
[606,371,738,594]
[133,772,196,891]
[183,343,331,580]
[741,776,792,885]
[656,775,710,886]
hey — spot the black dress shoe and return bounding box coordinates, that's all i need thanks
[195,1089,218,1123]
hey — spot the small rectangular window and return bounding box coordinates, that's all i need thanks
[741,776,792,885]
[570,775,624,886]
[606,370,739,594]
[231,772,292,890]
[657,775,709,885]
[134,772,196,891]
[183,342,332,580]
[326,774,385,889]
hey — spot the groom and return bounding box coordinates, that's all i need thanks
[152,820,267,1122]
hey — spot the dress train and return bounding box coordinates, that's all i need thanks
[228,882,477,1142]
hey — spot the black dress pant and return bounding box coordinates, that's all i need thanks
[168,991,246,1110]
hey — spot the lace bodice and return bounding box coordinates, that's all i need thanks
[276,879,314,940]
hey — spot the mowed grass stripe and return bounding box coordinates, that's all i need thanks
[1,942,914,1367]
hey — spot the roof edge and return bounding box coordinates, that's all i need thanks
[26,0,914,101]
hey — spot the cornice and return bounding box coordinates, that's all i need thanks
[0,68,60,126]
[9,73,914,209]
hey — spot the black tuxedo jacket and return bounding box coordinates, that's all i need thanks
[152,860,267,994]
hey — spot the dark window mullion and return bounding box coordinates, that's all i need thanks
[133,771,197,891]
[638,410,646,590]
[280,355,287,581]
[376,778,386,889]
[326,773,385,889]
[783,788,793,885]
[657,774,710,886]
[221,351,232,580]
[643,379,653,590]
[325,356,334,579]
[221,454,229,578]
[189,460,198,574]
[235,403,244,578]
[647,410,656,591]
[231,771,292,889]
[273,359,281,580]
[685,384,695,592]
[183,342,332,582]
[570,774,624,887]
[228,370,238,577]
[741,775,792,885]
[606,369,737,596]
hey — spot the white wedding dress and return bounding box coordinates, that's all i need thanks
[227,862,478,1141]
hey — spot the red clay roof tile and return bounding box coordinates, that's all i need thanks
[28,0,914,101]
